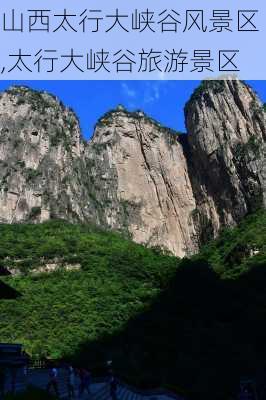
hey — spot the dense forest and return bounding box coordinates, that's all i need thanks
[0,210,265,399]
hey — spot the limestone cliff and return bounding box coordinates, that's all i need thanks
[86,109,198,256]
[0,80,265,257]
[185,80,266,244]
[0,86,90,223]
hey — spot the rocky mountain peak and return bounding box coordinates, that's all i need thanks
[88,105,196,257]
[0,86,88,224]
[185,79,266,145]
[185,79,266,243]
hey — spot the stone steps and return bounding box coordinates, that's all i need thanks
[3,368,183,400]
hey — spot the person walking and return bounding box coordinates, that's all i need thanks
[109,372,118,400]
[67,365,75,399]
[23,365,28,387]
[78,367,91,398]
[78,368,85,398]
[47,365,59,398]
[83,368,91,395]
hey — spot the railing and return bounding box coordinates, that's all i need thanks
[28,358,48,369]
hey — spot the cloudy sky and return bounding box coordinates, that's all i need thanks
[0,80,265,139]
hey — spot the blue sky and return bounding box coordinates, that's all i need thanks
[0,80,265,140]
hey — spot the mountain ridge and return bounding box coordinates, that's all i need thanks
[0,79,265,256]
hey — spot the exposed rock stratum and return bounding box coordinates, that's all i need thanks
[0,80,265,257]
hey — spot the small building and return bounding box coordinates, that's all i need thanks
[0,343,28,368]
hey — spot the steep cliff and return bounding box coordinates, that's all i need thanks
[0,80,265,257]
[0,87,110,228]
[86,109,198,256]
[185,80,266,244]
[0,86,95,224]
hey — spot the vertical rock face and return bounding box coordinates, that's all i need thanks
[0,80,265,256]
[0,87,91,223]
[86,110,198,256]
[185,80,266,243]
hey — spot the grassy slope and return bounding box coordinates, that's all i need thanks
[0,211,265,399]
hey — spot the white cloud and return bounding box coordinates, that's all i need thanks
[143,81,169,104]
[121,82,137,98]
[120,80,173,109]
